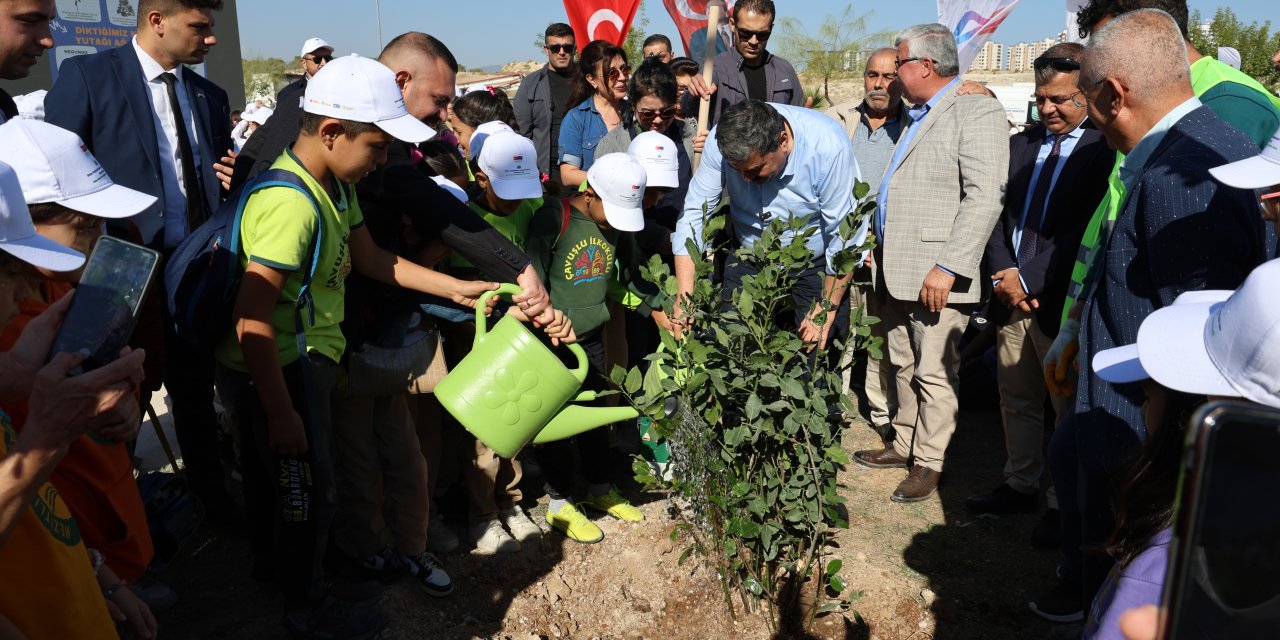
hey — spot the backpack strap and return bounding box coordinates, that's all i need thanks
[239,168,324,359]
[559,198,572,239]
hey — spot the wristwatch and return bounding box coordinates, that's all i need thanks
[818,298,839,313]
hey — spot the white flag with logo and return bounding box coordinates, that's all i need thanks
[938,0,1024,71]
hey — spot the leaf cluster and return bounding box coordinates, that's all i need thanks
[613,180,881,631]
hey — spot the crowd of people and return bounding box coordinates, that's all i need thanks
[0,0,1277,638]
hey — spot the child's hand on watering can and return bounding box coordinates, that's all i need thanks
[541,308,576,345]
[450,279,501,314]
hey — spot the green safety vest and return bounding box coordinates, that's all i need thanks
[1059,56,1280,326]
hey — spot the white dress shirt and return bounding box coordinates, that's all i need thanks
[132,36,204,248]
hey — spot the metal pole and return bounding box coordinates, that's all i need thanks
[376,0,384,50]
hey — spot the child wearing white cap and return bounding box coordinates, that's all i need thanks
[1210,130,1280,238]
[521,152,670,544]
[1083,259,1280,638]
[211,54,572,637]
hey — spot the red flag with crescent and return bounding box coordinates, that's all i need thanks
[661,0,709,57]
[562,0,643,47]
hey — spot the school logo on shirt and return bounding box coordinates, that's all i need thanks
[1,416,81,546]
[562,237,613,286]
[326,231,353,291]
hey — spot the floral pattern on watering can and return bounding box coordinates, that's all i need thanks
[482,368,544,425]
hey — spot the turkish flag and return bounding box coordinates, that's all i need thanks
[661,0,734,58]
[562,0,642,47]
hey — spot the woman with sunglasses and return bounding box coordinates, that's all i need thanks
[558,40,630,188]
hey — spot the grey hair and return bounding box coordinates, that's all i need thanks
[1081,9,1188,102]
[1034,42,1085,85]
[863,47,898,75]
[895,23,959,77]
[716,100,786,166]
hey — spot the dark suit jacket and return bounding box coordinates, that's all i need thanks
[45,45,231,246]
[985,123,1113,335]
[1078,106,1265,451]
[0,87,16,121]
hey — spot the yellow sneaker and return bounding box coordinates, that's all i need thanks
[546,503,604,544]
[580,488,644,522]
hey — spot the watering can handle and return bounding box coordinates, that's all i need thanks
[474,283,590,385]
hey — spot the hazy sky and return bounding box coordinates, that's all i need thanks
[236,0,1276,69]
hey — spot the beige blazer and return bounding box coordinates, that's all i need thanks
[879,83,1009,304]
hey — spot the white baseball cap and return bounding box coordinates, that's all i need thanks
[586,153,647,232]
[304,54,435,144]
[1092,261,1280,408]
[1209,131,1280,189]
[627,131,680,189]
[468,121,514,160]
[14,90,46,121]
[243,107,273,125]
[477,131,542,200]
[300,37,333,57]
[431,175,469,203]
[0,161,85,272]
[0,120,156,219]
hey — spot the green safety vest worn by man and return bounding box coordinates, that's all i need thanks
[1060,56,1280,326]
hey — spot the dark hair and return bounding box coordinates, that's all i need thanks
[380,32,459,73]
[1103,388,1206,566]
[669,57,699,78]
[567,40,628,108]
[1034,42,1086,84]
[642,34,672,52]
[26,202,81,226]
[1076,0,1189,38]
[299,113,384,139]
[417,140,468,180]
[732,0,776,23]
[628,57,678,106]
[545,23,574,41]
[139,0,223,13]
[451,89,517,130]
[715,100,785,165]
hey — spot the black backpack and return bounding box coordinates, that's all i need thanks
[164,169,322,347]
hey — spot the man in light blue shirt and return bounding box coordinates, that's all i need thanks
[672,100,864,353]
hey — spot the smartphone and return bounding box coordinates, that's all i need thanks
[1160,400,1280,639]
[48,236,159,375]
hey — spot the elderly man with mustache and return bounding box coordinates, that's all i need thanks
[826,47,906,446]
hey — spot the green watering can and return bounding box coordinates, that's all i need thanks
[434,283,649,458]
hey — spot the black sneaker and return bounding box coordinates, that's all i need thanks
[401,551,453,597]
[1029,579,1084,623]
[964,483,1037,515]
[1031,508,1063,549]
[282,602,386,640]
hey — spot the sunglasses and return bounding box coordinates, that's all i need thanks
[546,44,576,55]
[304,54,333,64]
[896,57,929,69]
[1033,56,1080,72]
[736,27,771,43]
[605,65,632,83]
[637,106,677,121]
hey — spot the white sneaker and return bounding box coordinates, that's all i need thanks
[470,519,521,554]
[499,506,543,543]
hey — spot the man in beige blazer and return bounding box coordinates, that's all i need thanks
[853,23,1009,503]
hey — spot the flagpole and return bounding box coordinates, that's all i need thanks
[376,0,384,50]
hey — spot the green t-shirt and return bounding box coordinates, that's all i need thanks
[215,150,364,370]
[449,197,542,272]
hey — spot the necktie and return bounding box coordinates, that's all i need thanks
[158,72,206,232]
[1018,133,1065,265]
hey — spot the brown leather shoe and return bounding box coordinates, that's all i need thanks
[853,447,909,469]
[892,466,939,503]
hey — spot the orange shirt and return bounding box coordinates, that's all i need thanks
[0,410,117,639]
[0,280,154,582]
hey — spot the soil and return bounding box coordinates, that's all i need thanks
[153,382,1064,639]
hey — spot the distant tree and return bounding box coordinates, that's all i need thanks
[775,5,892,104]
[621,3,649,66]
[1189,7,1280,92]
[241,56,290,101]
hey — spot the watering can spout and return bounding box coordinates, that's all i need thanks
[533,404,643,444]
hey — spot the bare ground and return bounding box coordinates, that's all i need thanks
[153,386,1063,639]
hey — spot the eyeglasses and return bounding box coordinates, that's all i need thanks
[1034,90,1086,108]
[546,44,576,55]
[1033,56,1080,72]
[896,57,929,69]
[736,28,771,43]
[605,65,632,83]
[637,106,677,121]
[303,54,333,64]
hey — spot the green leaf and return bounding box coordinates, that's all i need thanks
[825,445,850,465]
[677,546,693,566]
[745,393,762,420]
[828,574,847,593]
[731,481,752,497]
[780,377,806,400]
[853,179,871,200]
[624,366,642,395]
[826,559,843,575]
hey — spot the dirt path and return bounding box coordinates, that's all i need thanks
[153,403,1064,639]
